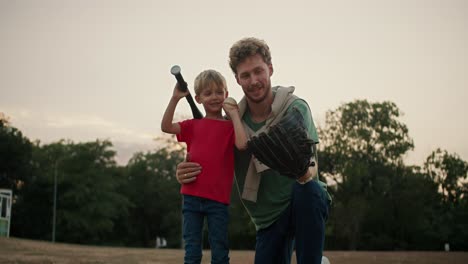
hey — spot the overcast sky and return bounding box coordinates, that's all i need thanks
[1,0,467,165]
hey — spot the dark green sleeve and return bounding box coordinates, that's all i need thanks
[286,99,319,144]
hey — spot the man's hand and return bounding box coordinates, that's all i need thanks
[176,154,201,184]
[296,165,318,184]
[247,107,315,180]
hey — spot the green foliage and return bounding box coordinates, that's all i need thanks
[424,149,468,250]
[121,141,185,248]
[425,148,468,205]
[4,103,468,250]
[12,139,131,245]
[320,100,413,169]
[0,116,33,193]
[319,100,452,250]
[56,140,130,244]
[228,186,256,249]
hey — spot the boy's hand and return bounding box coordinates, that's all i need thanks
[223,97,239,119]
[172,83,190,100]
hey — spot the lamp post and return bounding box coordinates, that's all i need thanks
[52,159,58,242]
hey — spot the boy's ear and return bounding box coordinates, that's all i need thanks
[195,95,201,104]
[225,91,229,98]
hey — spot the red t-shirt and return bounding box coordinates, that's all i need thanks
[177,118,235,204]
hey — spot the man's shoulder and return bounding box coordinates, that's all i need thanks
[285,97,319,142]
[287,98,310,113]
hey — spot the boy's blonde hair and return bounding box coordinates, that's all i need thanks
[194,69,227,95]
[229,37,272,75]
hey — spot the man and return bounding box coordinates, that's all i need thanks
[176,37,330,264]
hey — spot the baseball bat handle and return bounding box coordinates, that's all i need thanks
[170,65,203,119]
[185,95,203,119]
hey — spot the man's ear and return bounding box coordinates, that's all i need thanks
[235,74,240,85]
[195,95,201,104]
[269,64,274,77]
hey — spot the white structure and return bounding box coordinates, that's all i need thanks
[156,236,161,248]
[0,189,12,237]
[156,236,168,248]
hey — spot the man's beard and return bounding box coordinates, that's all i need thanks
[245,83,271,104]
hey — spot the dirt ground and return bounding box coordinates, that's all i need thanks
[1,237,467,264]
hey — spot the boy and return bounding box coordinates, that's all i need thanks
[161,69,247,264]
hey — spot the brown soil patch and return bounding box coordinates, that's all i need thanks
[1,237,467,264]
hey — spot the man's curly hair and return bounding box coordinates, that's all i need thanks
[229,37,272,75]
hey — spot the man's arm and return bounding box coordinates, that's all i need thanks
[297,144,319,183]
[175,154,202,184]
[288,100,319,182]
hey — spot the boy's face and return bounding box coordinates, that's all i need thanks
[235,54,273,104]
[195,83,228,114]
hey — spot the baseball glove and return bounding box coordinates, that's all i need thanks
[247,107,316,179]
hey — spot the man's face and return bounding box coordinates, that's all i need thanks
[235,54,273,104]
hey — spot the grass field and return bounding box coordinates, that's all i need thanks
[1,237,467,264]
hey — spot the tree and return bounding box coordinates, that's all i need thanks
[425,149,468,205]
[319,100,414,249]
[319,100,413,171]
[12,139,130,244]
[10,140,52,240]
[424,149,468,250]
[122,137,185,247]
[360,165,440,250]
[228,185,256,249]
[0,114,33,194]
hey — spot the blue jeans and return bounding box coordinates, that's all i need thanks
[182,195,230,264]
[254,180,329,264]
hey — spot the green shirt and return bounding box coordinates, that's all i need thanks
[233,99,319,231]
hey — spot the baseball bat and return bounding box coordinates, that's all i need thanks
[170,65,204,119]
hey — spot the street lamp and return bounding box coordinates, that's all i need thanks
[52,159,59,242]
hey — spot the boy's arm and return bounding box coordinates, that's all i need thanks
[230,111,248,150]
[223,99,248,150]
[161,84,189,134]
